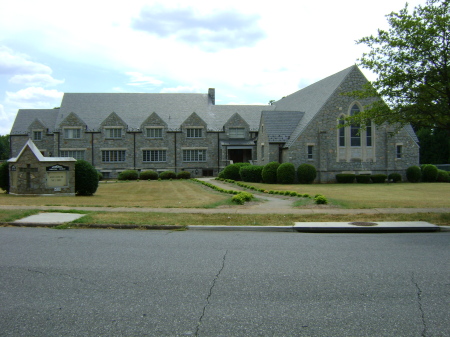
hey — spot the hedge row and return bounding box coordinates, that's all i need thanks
[117,170,191,181]
[336,174,389,184]
[220,162,317,184]
[406,165,449,183]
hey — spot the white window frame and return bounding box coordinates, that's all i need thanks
[146,127,163,138]
[143,149,167,162]
[307,144,314,160]
[186,128,203,138]
[229,128,245,139]
[183,149,207,162]
[64,128,81,139]
[33,130,43,141]
[105,127,123,139]
[101,150,126,162]
[60,150,85,160]
[396,144,403,159]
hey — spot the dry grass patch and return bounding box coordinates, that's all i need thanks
[0,180,230,208]
[244,182,450,208]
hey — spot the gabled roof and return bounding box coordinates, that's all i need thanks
[261,111,304,143]
[10,109,60,135]
[274,65,358,147]
[8,139,76,162]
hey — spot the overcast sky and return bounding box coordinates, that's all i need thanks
[0,0,426,135]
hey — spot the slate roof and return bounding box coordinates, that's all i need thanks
[274,65,357,147]
[54,93,274,132]
[261,111,305,143]
[10,109,60,134]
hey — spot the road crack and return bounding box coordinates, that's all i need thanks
[411,272,427,337]
[195,250,228,336]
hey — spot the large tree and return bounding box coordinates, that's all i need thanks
[345,0,450,132]
[0,135,10,160]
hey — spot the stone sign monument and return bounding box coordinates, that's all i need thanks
[8,139,76,196]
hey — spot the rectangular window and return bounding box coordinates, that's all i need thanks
[60,150,85,160]
[229,128,245,138]
[366,123,372,147]
[64,128,81,139]
[187,128,203,138]
[106,128,122,138]
[143,150,167,162]
[33,131,42,141]
[102,150,126,162]
[146,128,163,138]
[307,145,314,160]
[183,149,206,162]
[350,125,361,146]
[339,120,345,146]
[396,145,403,159]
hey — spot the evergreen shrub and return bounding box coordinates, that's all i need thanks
[437,169,450,182]
[314,194,328,204]
[277,163,296,184]
[159,171,177,180]
[240,165,263,182]
[336,174,355,183]
[75,160,99,196]
[221,163,250,181]
[406,166,421,183]
[388,173,402,183]
[355,175,371,184]
[297,164,317,184]
[421,164,438,182]
[0,162,9,193]
[370,174,387,183]
[118,170,139,181]
[177,171,191,179]
[97,171,103,181]
[140,170,159,180]
[261,162,280,184]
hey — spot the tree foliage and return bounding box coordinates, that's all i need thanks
[0,135,10,160]
[345,0,450,132]
[75,160,99,196]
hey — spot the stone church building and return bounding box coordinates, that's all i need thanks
[9,65,419,182]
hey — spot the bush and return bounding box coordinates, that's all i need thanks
[177,171,191,179]
[75,160,99,196]
[314,194,328,204]
[0,162,9,193]
[118,170,139,181]
[159,171,177,180]
[406,166,422,183]
[240,165,263,182]
[297,164,317,184]
[388,173,402,183]
[277,163,296,184]
[97,171,103,181]
[371,174,387,183]
[336,174,355,183]
[355,175,371,184]
[437,169,450,182]
[140,170,159,180]
[421,164,438,182]
[231,191,254,205]
[262,162,280,184]
[221,163,250,181]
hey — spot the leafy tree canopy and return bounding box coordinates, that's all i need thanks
[0,135,10,160]
[345,0,450,132]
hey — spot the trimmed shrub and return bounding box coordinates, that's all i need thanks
[240,165,263,182]
[0,162,9,193]
[314,194,328,205]
[406,166,422,183]
[177,171,191,179]
[262,162,280,184]
[277,163,296,184]
[355,175,371,184]
[159,171,177,180]
[221,163,250,181]
[140,170,159,180]
[231,191,254,205]
[421,164,438,182]
[370,174,387,183]
[97,171,103,181]
[437,169,450,182]
[336,174,355,183]
[388,173,402,183]
[297,164,317,184]
[118,170,139,181]
[75,160,99,196]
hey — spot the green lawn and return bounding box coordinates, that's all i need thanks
[242,182,450,208]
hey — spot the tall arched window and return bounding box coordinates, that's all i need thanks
[350,104,361,147]
[338,116,346,146]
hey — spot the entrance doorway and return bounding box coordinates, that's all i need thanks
[228,149,252,163]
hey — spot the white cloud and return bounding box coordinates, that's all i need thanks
[6,87,63,108]
[160,85,201,93]
[0,46,52,75]
[9,74,65,87]
[125,72,163,86]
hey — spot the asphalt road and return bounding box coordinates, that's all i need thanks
[1,228,449,336]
